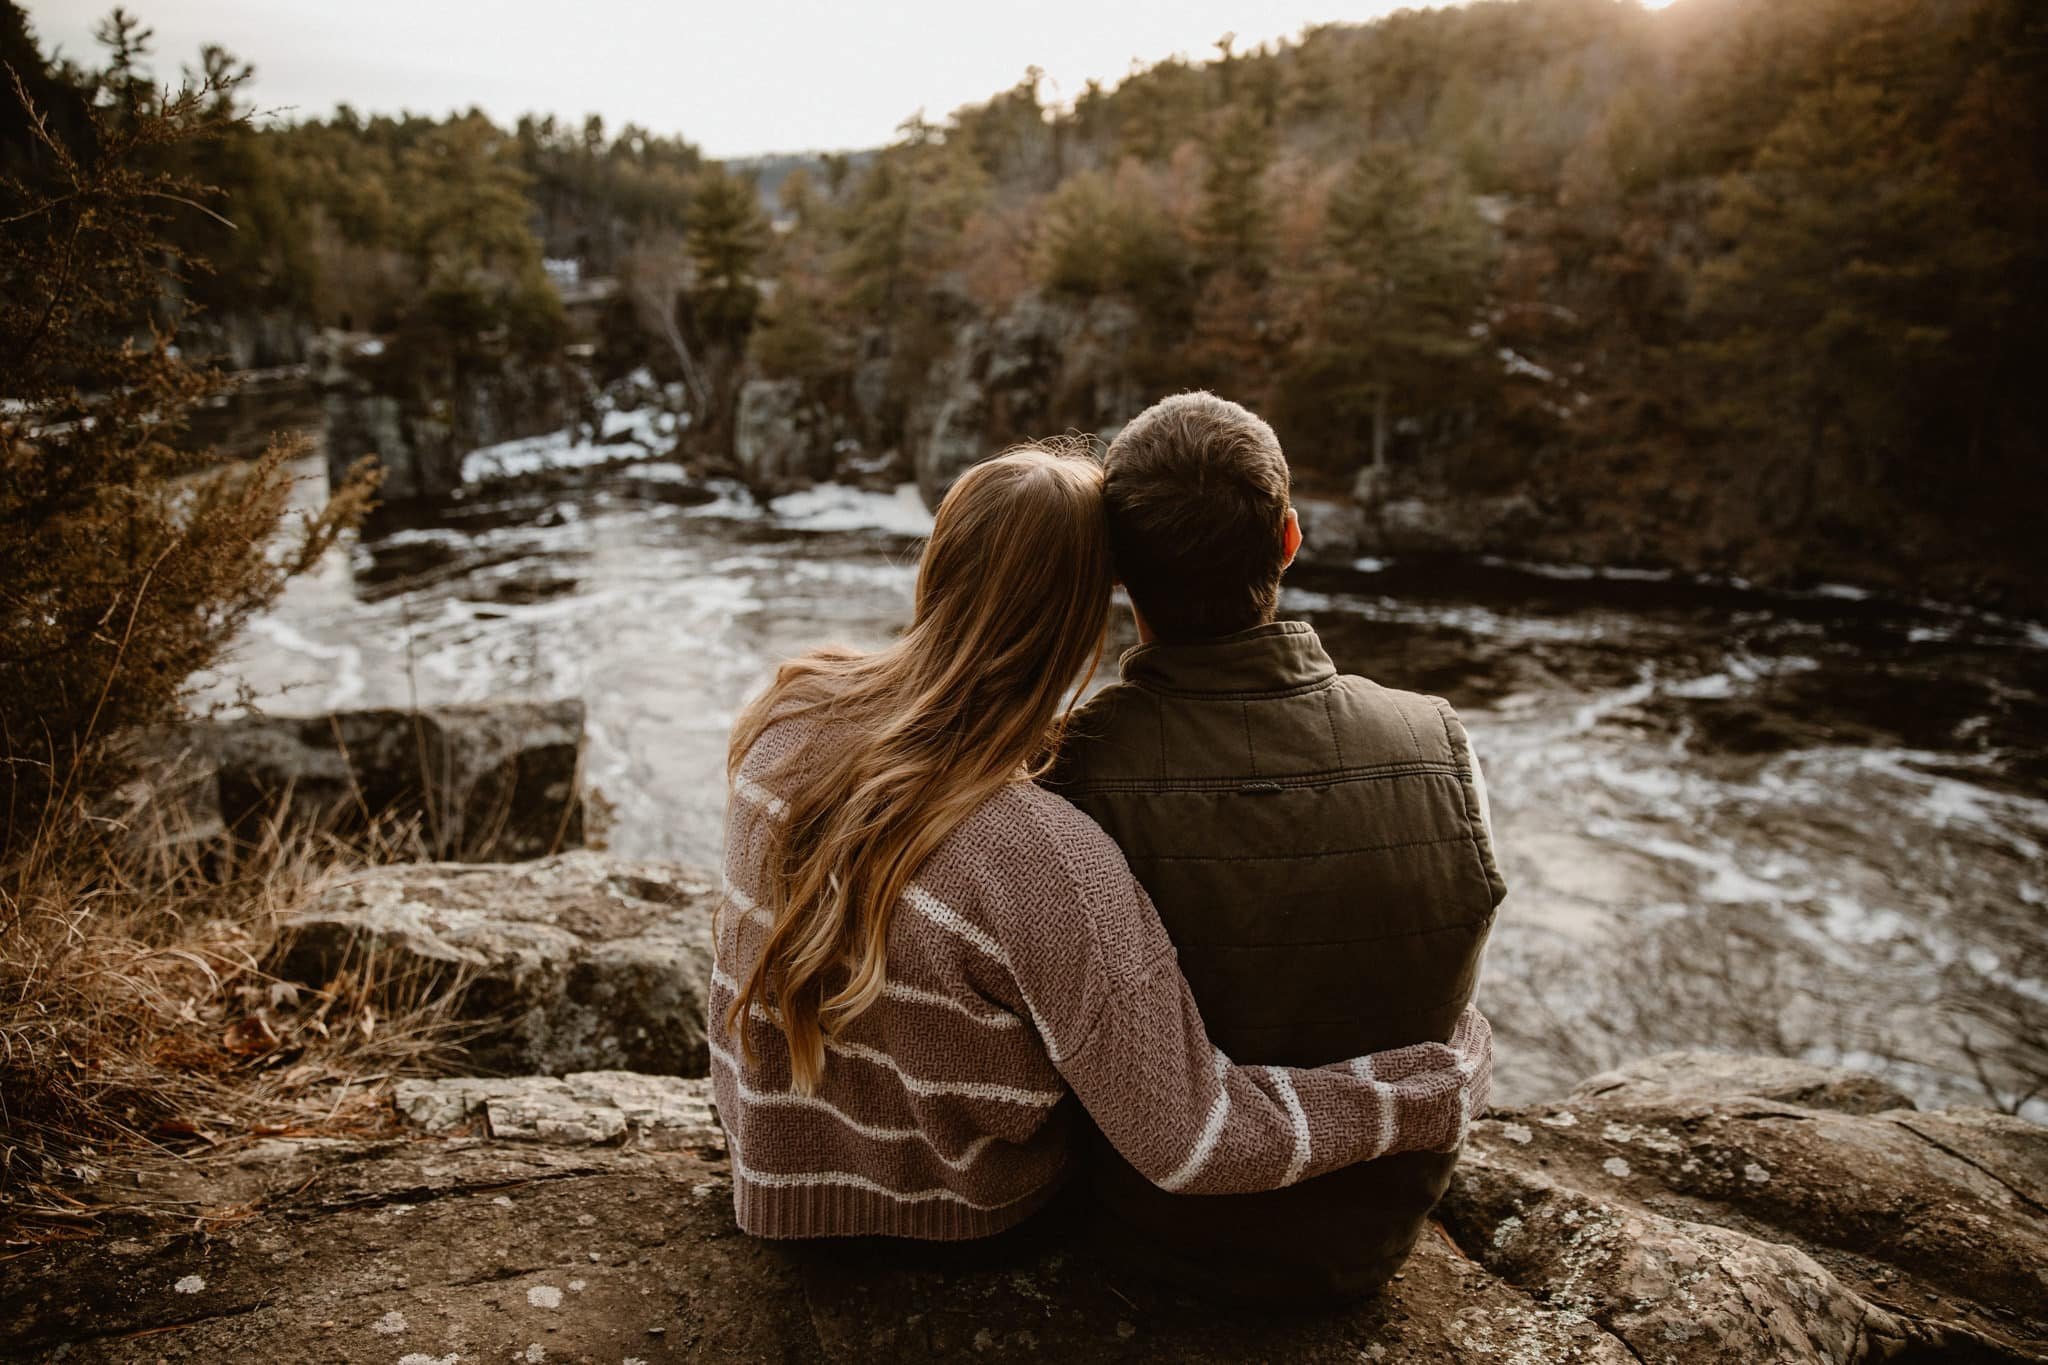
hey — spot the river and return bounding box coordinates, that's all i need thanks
[201,452,2048,1117]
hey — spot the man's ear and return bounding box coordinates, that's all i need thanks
[1281,506,1303,570]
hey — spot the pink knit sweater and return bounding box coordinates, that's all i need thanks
[709,717,1493,1240]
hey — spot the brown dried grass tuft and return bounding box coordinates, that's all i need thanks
[0,800,481,1244]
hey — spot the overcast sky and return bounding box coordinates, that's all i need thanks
[24,0,1672,159]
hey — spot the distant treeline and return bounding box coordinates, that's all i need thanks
[744,0,2045,594]
[4,0,2044,598]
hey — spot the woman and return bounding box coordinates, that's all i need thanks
[711,443,1490,1241]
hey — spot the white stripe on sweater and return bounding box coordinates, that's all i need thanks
[710,969,1062,1108]
[732,773,787,818]
[900,884,1063,1055]
[881,977,1026,1030]
[721,880,773,928]
[726,1133,1040,1212]
[903,884,1012,970]
[1266,1066,1312,1187]
[823,1038,1064,1107]
[709,962,1023,1033]
[709,1042,1003,1171]
[1157,1050,1233,1193]
[1351,1055,1398,1159]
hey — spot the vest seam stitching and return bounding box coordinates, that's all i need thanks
[1128,832,1472,862]
[1154,690,1167,783]
[1062,762,1462,794]
[1123,676,1342,702]
[1173,917,1492,948]
[1396,695,1424,762]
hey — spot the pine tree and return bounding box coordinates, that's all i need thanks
[685,164,770,342]
[1295,145,1489,469]
[831,137,984,323]
[1691,79,1954,509]
[0,52,376,853]
[1197,104,1273,279]
[1037,172,1117,296]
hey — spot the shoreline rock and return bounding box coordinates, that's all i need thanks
[274,852,718,1078]
[120,700,587,863]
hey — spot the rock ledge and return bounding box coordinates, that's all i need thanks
[5,1052,2041,1363]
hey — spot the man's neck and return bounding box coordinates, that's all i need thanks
[1130,604,1156,646]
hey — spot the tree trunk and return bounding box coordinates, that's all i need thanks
[1372,384,1389,471]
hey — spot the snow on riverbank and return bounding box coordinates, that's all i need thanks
[461,405,681,484]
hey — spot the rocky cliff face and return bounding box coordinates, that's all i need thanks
[319,335,576,503]
[901,293,1146,508]
[733,292,1148,507]
[6,854,2041,1364]
[732,376,841,494]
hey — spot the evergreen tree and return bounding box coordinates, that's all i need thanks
[1196,104,1273,279]
[1037,172,1117,296]
[831,136,984,323]
[684,163,770,342]
[1294,146,1489,469]
[0,49,375,852]
[1691,80,1954,509]
[396,113,563,357]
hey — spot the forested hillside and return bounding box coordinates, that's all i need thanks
[5,0,2044,601]
[742,0,2046,600]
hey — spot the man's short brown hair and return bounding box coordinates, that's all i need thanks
[1101,391,1292,643]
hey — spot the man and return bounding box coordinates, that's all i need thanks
[1049,391,1505,1302]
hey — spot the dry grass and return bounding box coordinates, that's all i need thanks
[0,799,480,1246]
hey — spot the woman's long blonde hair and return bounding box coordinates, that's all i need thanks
[725,443,1113,1092]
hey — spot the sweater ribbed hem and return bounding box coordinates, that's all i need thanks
[733,1173,1065,1241]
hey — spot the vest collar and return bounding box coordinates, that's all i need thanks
[1118,620,1338,695]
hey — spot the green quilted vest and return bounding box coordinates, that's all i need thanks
[1048,620,1506,1301]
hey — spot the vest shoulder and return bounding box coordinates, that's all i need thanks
[1326,677,1468,768]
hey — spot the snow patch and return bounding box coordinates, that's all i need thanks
[173,1274,205,1294]
[1498,347,1557,383]
[372,1310,407,1335]
[461,393,682,486]
[527,1284,564,1309]
[767,482,935,536]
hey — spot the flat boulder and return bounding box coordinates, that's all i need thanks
[273,852,718,1077]
[1569,1049,1918,1115]
[394,1072,724,1150]
[123,700,587,861]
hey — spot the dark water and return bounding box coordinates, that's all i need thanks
[204,455,2048,1116]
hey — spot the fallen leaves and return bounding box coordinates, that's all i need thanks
[221,1016,279,1057]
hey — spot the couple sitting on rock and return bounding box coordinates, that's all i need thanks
[710,391,1505,1302]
